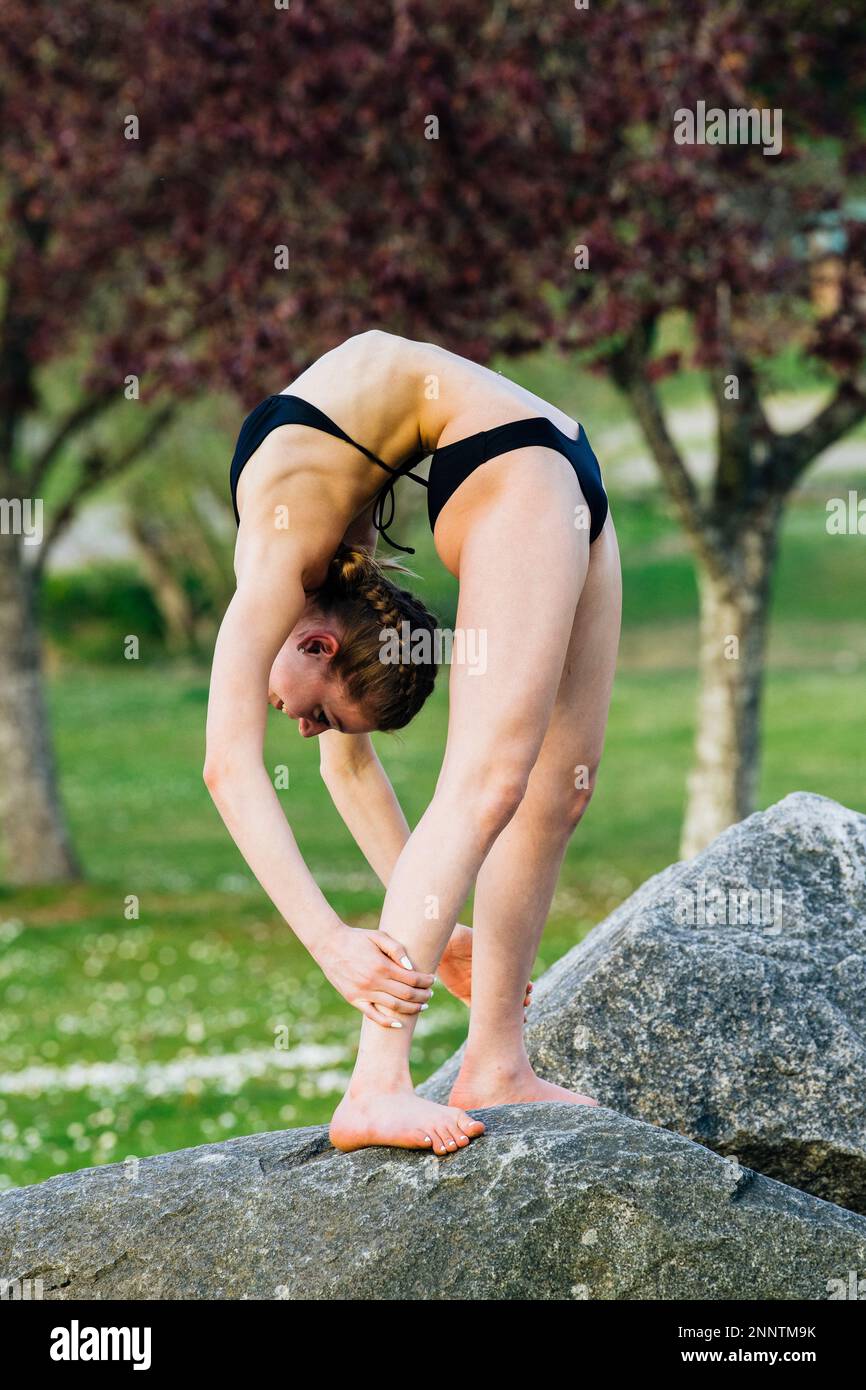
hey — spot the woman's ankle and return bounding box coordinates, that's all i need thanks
[458,1048,532,1084]
[345,1070,414,1100]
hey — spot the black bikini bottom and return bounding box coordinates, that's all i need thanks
[427,416,609,543]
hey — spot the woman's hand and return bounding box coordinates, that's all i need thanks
[316,924,435,1029]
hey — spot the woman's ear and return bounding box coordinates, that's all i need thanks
[297,630,341,658]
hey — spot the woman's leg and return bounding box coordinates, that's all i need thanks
[329,451,589,1153]
[449,516,622,1107]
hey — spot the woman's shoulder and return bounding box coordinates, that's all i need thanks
[328,327,431,416]
[339,327,414,358]
[289,329,421,405]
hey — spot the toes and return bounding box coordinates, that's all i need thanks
[430,1127,450,1155]
[415,1131,434,1149]
[455,1110,485,1138]
[426,1113,485,1154]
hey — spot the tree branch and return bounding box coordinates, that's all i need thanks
[710,285,776,510]
[609,327,726,576]
[33,405,175,576]
[25,391,117,494]
[768,377,866,495]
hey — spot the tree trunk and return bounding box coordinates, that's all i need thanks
[0,532,80,883]
[128,514,198,652]
[680,507,781,859]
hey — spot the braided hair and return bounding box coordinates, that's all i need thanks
[313,544,440,731]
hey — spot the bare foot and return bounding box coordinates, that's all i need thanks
[438,923,533,1017]
[449,1064,598,1111]
[329,1089,486,1156]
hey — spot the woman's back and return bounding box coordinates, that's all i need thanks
[281,329,581,465]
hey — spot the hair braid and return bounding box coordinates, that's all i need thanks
[313,544,440,731]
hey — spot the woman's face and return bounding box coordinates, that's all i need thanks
[267,621,373,737]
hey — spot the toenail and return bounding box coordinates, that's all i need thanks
[389,1021,403,1029]
[424,1135,432,1143]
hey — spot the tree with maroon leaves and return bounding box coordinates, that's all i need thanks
[2,0,864,883]
[159,0,863,856]
[226,0,862,857]
[1,3,182,882]
[1,0,423,883]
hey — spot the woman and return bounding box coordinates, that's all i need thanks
[205,329,622,1156]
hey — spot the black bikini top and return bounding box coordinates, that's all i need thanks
[228,393,428,554]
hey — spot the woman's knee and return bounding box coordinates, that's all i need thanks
[533,765,599,841]
[563,779,596,834]
[440,759,532,844]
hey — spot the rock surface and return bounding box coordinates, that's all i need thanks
[2,1104,866,1301]
[421,793,866,1213]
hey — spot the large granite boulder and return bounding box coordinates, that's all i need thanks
[421,793,866,1213]
[2,1104,865,1301]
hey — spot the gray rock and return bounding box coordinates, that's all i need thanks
[421,793,866,1213]
[2,1104,865,1300]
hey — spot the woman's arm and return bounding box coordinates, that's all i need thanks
[321,500,429,880]
[204,575,342,953]
[318,732,410,886]
[319,507,412,883]
[204,526,433,1026]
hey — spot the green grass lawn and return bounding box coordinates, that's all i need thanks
[2,468,864,1190]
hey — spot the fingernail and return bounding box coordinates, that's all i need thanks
[390,1020,403,1029]
[420,1003,429,1011]
[400,955,413,969]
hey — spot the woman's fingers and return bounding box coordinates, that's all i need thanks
[372,933,435,987]
[369,990,430,1015]
[378,979,433,1004]
[372,931,416,970]
[359,1001,406,1030]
